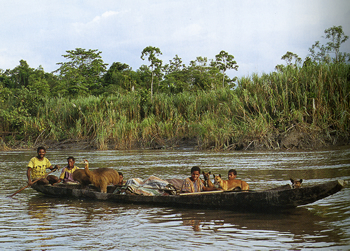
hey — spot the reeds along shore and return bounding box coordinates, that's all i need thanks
[2,63,350,150]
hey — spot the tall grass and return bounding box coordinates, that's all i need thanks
[6,63,349,150]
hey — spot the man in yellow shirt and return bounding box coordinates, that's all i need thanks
[53,156,80,185]
[27,146,59,186]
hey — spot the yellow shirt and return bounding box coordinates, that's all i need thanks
[59,166,79,180]
[27,157,52,179]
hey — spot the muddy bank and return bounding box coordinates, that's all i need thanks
[1,127,349,152]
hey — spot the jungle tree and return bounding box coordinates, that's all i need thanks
[212,50,238,88]
[162,55,188,93]
[140,46,162,101]
[275,51,302,71]
[309,25,350,63]
[103,62,139,93]
[54,48,108,97]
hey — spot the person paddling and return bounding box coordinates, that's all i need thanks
[27,146,59,186]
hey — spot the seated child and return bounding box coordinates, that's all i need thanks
[181,166,218,193]
[228,169,237,180]
[53,156,79,185]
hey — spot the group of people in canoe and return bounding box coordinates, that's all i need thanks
[180,166,249,193]
[26,147,250,194]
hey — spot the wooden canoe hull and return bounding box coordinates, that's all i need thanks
[31,180,346,211]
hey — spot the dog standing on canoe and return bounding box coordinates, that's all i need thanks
[213,169,249,191]
[73,160,120,193]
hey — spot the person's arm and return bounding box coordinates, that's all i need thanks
[200,179,219,191]
[47,164,60,172]
[48,165,59,171]
[53,167,66,185]
[202,186,219,191]
[27,167,33,186]
[45,157,59,171]
[52,179,63,186]
[180,178,192,193]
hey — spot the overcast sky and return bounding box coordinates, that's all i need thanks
[1,0,349,78]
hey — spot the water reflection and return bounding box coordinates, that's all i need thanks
[147,207,343,243]
[0,147,349,250]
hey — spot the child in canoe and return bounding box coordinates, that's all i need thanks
[181,166,218,193]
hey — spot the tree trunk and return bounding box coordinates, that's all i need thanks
[151,72,154,102]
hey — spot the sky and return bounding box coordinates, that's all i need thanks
[1,0,350,78]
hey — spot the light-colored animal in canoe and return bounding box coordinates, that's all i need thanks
[202,171,214,188]
[213,174,249,191]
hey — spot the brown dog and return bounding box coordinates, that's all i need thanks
[72,169,91,188]
[73,160,120,193]
[290,178,303,189]
[213,174,249,191]
[202,171,214,188]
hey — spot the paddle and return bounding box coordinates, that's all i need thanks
[8,167,58,197]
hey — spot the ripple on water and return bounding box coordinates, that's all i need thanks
[0,148,350,250]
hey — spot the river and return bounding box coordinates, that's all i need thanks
[1,147,349,250]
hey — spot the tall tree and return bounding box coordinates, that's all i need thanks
[275,51,302,71]
[187,56,223,91]
[281,51,302,66]
[140,46,162,101]
[7,60,33,88]
[162,55,188,93]
[54,48,108,97]
[103,62,138,93]
[212,50,238,87]
[164,54,186,74]
[309,25,350,63]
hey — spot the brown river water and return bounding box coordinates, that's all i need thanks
[1,147,350,250]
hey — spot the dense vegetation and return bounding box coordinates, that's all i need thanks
[1,26,349,150]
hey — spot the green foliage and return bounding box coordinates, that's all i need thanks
[1,62,349,150]
[212,50,238,88]
[186,56,223,91]
[141,46,163,100]
[1,26,349,150]
[103,62,140,93]
[309,25,350,63]
[54,48,108,97]
[277,51,302,70]
[162,55,189,94]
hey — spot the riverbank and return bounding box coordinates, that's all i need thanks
[1,126,348,151]
[1,63,349,152]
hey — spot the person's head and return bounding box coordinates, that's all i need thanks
[67,156,75,168]
[228,169,237,180]
[118,172,124,185]
[190,166,201,181]
[36,146,46,159]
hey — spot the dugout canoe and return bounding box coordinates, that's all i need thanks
[31,179,347,211]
